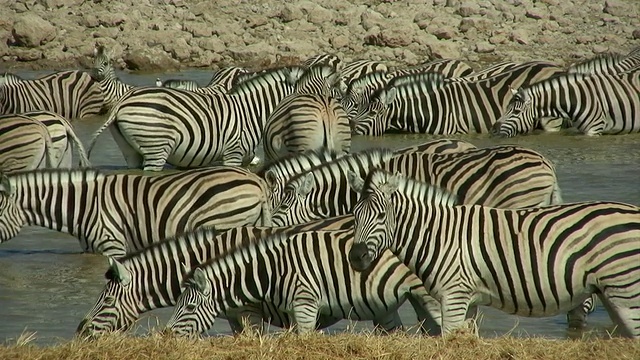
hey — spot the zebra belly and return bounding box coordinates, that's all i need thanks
[481,288,595,317]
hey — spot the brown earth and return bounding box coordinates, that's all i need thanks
[0,0,639,73]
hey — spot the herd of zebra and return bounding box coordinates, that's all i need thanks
[0,44,639,341]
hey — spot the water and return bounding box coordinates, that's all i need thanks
[1,70,639,345]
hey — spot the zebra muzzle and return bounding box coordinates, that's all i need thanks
[348,243,373,272]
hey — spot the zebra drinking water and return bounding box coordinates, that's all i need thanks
[166,228,441,337]
[347,168,640,338]
[0,167,271,257]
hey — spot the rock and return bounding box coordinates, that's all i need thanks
[196,37,226,53]
[98,13,127,27]
[633,28,640,40]
[575,35,596,44]
[227,42,276,62]
[10,48,43,61]
[525,8,545,20]
[306,4,333,25]
[183,22,212,37]
[164,37,192,61]
[123,48,179,71]
[456,2,481,17]
[431,26,457,40]
[459,17,492,33]
[361,9,385,31]
[42,0,85,9]
[11,14,57,48]
[331,35,350,49]
[92,27,119,39]
[280,4,304,23]
[603,0,628,17]
[474,42,495,53]
[80,13,100,28]
[510,30,530,45]
[592,45,609,54]
[364,28,413,48]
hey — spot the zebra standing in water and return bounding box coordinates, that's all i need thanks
[166,229,440,337]
[0,70,104,119]
[3,110,91,168]
[350,61,564,136]
[492,71,640,137]
[0,115,55,174]
[263,66,351,162]
[0,167,271,257]
[87,66,305,171]
[91,45,136,111]
[348,169,640,338]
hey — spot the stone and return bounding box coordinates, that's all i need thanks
[361,9,385,31]
[459,17,492,33]
[164,38,192,61]
[183,22,212,38]
[227,42,276,62]
[99,13,127,27]
[41,0,85,9]
[81,13,100,28]
[525,8,545,20]
[475,41,495,53]
[280,4,304,23]
[633,28,640,39]
[592,45,609,54]
[123,47,179,71]
[456,2,481,17]
[603,0,628,17]
[196,37,225,53]
[306,4,334,25]
[364,28,413,48]
[331,35,350,49]
[10,48,43,61]
[11,14,57,47]
[92,27,119,39]
[431,26,457,40]
[510,30,530,45]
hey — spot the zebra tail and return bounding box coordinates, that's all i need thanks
[551,181,564,204]
[60,118,92,168]
[87,105,119,159]
[41,123,57,168]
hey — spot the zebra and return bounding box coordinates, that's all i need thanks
[350,61,565,136]
[492,71,640,137]
[0,72,24,87]
[348,168,640,338]
[91,45,135,111]
[567,47,640,75]
[303,54,342,70]
[3,110,91,168]
[0,114,55,174]
[392,138,476,156]
[87,65,305,171]
[256,148,345,212]
[0,166,271,258]
[166,228,441,337]
[159,66,250,94]
[76,216,360,338]
[0,70,104,119]
[263,66,351,162]
[270,145,562,227]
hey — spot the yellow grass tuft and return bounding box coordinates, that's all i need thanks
[0,330,638,360]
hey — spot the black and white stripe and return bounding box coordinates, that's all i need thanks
[349,169,640,338]
[0,167,270,257]
[0,114,55,173]
[567,47,640,75]
[91,45,135,111]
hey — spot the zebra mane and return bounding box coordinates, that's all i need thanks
[363,168,458,207]
[286,148,395,187]
[8,168,105,185]
[256,148,343,178]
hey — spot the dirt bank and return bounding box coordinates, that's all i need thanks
[1,0,639,72]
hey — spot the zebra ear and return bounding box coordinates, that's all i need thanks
[347,171,365,193]
[192,267,211,296]
[108,257,132,286]
[381,88,397,106]
[264,170,277,188]
[180,262,189,278]
[296,173,314,196]
[381,173,401,196]
[0,174,11,194]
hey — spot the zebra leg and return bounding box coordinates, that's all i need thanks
[566,295,596,329]
[597,291,640,339]
[440,293,473,335]
[371,310,404,334]
[230,305,267,334]
[406,293,442,336]
[291,293,320,333]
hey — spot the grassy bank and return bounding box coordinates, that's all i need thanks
[0,331,638,360]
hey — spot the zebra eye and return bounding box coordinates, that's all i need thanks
[104,296,116,306]
[377,212,386,220]
[185,303,198,313]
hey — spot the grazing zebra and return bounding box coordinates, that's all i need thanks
[4,110,91,168]
[351,61,564,136]
[159,66,249,94]
[0,70,104,119]
[392,139,476,156]
[271,145,561,227]
[91,45,135,111]
[87,66,305,171]
[492,71,640,137]
[0,115,55,174]
[257,149,344,211]
[567,47,640,75]
[77,216,359,338]
[166,228,441,337]
[263,66,351,162]
[348,168,640,338]
[0,167,271,257]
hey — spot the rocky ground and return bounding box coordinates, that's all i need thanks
[1,0,639,73]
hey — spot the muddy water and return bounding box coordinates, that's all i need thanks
[0,70,639,345]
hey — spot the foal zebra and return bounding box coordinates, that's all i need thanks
[348,169,640,338]
[0,115,55,174]
[263,66,351,162]
[77,216,358,338]
[0,70,104,119]
[350,61,564,136]
[88,66,304,171]
[166,228,440,337]
[0,167,270,257]
[492,71,640,137]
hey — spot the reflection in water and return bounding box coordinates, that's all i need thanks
[0,70,638,345]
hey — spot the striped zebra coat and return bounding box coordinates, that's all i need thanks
[348,169,640,338]
[492,71,640,137]
[350,61,564,136]
[1,111,91,168]
[77,216,359,338]
[0,70,104,119]
[271,145,562,227]
[166,228,440,336]
[0,167,271,257]
[88,66,304,171]
[0,115,55,174]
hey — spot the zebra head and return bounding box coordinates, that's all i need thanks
[91,45,115,81]
[76,257,138,339]
[349,87,396,136]
[0,175,24,242]
[491,87,536,137]
[347,170,399,271]
[271,172,315,227]
[166,267,217,338]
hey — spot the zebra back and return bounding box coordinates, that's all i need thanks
[392,139,477,156]
[568,50,640,75]
[205,66,250,91]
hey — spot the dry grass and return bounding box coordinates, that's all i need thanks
[1,329,638,360]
